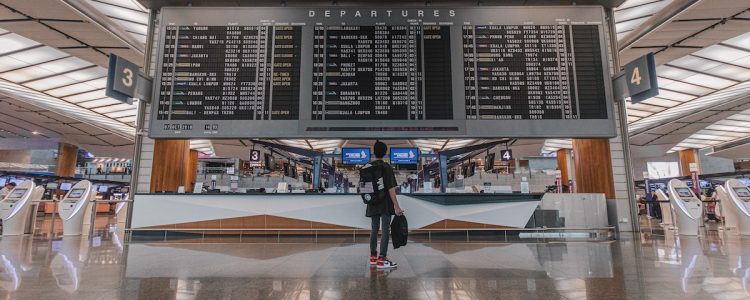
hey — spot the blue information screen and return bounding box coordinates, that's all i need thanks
[390,148,419,164]
[342,148,370,165]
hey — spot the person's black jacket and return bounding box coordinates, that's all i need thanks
[390,215,408,249]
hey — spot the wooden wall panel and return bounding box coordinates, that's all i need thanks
[678,149,699,176]
[556,149,570,185]
[150,139,194,193]
[572,138,615,199]
[55,143,78,177]
[183,150,199,191]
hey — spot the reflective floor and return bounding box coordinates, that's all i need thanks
[1,216,750,299]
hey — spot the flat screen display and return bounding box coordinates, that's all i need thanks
[46,182,58,189]
[67,189,86,199]
[390,148,419,165]
[60,183,73,191]
[98,186,109,193]
[9,189,27,198]
[675,188,693,198]
[342,148,370,165]
[733,187,750,197]
[149,7,614,139]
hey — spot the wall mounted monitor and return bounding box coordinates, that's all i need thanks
[675,188,693,198]
[9,189,27,198]
[149,7,615,139]
[733,187,750,197]
[60,183,73,191]
[46,182,59,190]
[341,148,370,165]
[390,148,419,165]
[68,189,86,199]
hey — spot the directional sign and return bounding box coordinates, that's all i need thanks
[624,53,658,104]
[248,150,261,167]
[500,150,513,162]
[106,54,152,104]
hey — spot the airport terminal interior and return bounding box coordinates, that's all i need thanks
[2,0,750,299]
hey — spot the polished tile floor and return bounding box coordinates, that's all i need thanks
[1,216,750,299]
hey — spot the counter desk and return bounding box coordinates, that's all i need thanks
[130,193,544,233]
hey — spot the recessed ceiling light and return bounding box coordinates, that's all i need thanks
[31,131,40,135]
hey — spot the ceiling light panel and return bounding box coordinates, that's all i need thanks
[33,56,91,73]
[655,89,696,102]
[702,64,750,81]
[8,47,67,65]
[44,78,106,97]
[656,65,697,80]
[681,74,737,89]
[0,33,39,55]
[694,45,750,62]
[94,103,133,114]
[63,89,106,103]
[23,75,79,91]
[63,67,106,82]
[659,81,715,96]
[0,66,56,82]
[640,97,682,107]
[669,56,723,72]
[723,32,750,50]
[78,98,121,108]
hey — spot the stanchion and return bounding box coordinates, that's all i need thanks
[49,199,57,238]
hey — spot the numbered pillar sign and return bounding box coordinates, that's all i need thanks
[106,54,139,104]
[624,53,658,104]
[500,149,513,162]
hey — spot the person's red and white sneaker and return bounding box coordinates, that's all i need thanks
[369,255,378,266]
[376,256,397,269]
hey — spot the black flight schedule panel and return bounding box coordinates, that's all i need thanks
[157,25,301,122]
[312,25,452,120]
[463,24,607,121]
[151,7,616,139]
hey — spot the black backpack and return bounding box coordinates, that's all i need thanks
[359,163,387,205]
[390,215,408,249]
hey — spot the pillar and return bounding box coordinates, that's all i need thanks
[572,138,615,199]
[678,149,700,176]
[55,143,78,177]
[556,149,573,186]
[150,140,198,192]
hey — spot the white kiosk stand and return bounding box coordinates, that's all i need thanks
[59,180,94,236]
[1,180,36,236]
[668,179,703,236]
[654,189,675,227]
[721,179,750,235]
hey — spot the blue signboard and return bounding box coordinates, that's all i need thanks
[342,148,370,165]
[390,148,419,164]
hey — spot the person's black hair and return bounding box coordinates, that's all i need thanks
[8,182,16,187]
[373,140,388,159]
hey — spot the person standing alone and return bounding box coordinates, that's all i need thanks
[364,141,404,269]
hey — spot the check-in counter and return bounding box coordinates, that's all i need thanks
[130,192,611,235]
[131,193,544,233]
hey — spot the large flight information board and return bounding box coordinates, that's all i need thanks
[151,7,615,138]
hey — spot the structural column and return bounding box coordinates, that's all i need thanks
[556,149,574,187]
[572,138,615,199]
[150,139,198,192]
[678,149,700,176]
[55,143,78,177]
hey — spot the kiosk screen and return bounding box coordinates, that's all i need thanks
[675,188,693,198]
[60,183,72,191]
[9,189,26,198]
[46,182,58,189]
[68,189,86,199]
[733,187,750,198]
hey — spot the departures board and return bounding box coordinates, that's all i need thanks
[151,7,615,139]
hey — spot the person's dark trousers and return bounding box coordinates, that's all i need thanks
[370,214,392,257]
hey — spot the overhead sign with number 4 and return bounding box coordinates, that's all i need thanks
[624,53,658,104]
[500,149,513,162]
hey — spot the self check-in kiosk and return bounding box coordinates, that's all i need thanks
[721,179,750,235]
[668,179,703,236]
[59,180,94,236]
[1,180,37,236]
[654,189,675,227]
